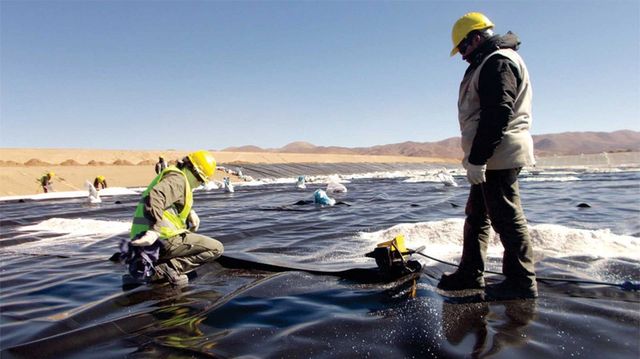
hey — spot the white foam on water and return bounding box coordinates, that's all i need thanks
[402,169,460,186]
[341,171,411,180]
[234,177,297,187]
[402,174,459,187]
[354,219,640,262]
[208,167,632,190]
[402,174,444,183]
[0,187,140,202]
[307,175,352,184]
[356,219,469,262]
[229,169,464,190]
[585,167,623,173]
[201,181,221,190]
[231,167,635,189]
[231,174,354,188]
[528,223,639,259]
[520,176,581,182]
[7,218,131,253]
[18,217,131,236]
[541,170,582,175]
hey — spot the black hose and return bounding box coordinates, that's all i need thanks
[9,248,639,291]
[412,250,640,291]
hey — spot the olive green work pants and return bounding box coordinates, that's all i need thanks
[156,232,224,275]
[459,168,536,288]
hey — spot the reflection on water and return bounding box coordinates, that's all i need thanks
[442,299,537,358]
[0,165,638,358]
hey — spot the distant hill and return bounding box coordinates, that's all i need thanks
[222,130,640,159]
[532,130,640,155]
[222,145,265,152]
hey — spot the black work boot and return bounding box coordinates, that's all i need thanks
[437,269,485,290]
[484,279,538,300]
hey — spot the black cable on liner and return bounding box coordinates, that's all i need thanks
[411,250,640,291]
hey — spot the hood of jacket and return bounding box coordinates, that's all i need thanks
[467,31,521,65]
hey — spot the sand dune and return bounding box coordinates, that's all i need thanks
[0,148,453,196]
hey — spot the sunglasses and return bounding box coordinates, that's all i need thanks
[457,35,473,54]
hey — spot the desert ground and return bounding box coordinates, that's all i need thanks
[0,148,454,196]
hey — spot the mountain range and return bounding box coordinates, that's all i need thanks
[222,130,640,160]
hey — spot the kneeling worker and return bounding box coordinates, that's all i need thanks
[122,150,224,286]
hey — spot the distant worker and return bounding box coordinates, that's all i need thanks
[223,177,234,193]
[93,175,108,190]
[121,150,224,287]
[296,175,306,189]
[155,156,168,174]
[437,13,537,300]
[39,172,55,193]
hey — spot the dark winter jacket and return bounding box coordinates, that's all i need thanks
[459,32,535,169]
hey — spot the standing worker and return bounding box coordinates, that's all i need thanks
[39,172,55,193]
[93,175,108,190]
[155,156,168,174]
[121,150,224,286]
[437,12,537,299]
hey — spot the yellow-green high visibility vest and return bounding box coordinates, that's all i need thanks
[130,166,193,240]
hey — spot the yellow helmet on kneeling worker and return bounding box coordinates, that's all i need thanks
[187,150,216,183]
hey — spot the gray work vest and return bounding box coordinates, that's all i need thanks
[458,48,535,169]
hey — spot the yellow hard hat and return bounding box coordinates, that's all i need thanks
[187,150,216,183]
[450,12,494,57]
[48,171,55,177]
[97,175,105,182]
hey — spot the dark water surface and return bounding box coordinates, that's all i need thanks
[1,165,638,358]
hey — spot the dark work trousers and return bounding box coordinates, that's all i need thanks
[156,232,224,276]
[460,168,536,287]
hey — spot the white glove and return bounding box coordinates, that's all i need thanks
[130,230,159,246]
[464,160,487,185]
[188,210,200,232]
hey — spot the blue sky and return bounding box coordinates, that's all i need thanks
[1,0,638,150]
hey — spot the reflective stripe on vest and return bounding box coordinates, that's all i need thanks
[130,167,193,240]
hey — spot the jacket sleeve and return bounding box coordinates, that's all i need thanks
[468,54,521,165]
[143,172,187,232]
